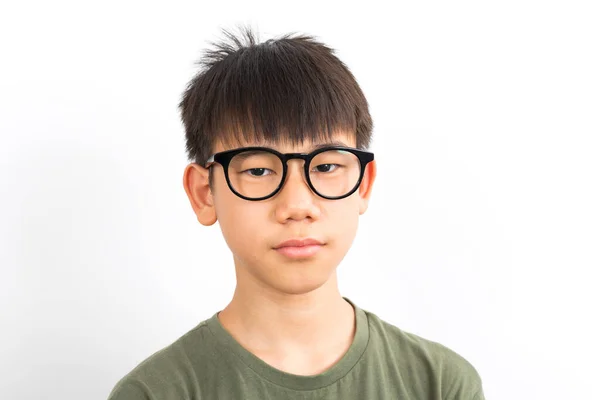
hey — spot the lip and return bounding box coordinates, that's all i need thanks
[273,238,325,259]
[274,238,324,249]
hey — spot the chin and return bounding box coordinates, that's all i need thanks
[265,266,337,295]
[234,249,342,295]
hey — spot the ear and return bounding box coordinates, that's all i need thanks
[358,159,377,215]
[183,163,217,226]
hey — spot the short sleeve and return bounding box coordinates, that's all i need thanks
[107,379,152,400]
[471,388,486,400]
[437,343,484,400]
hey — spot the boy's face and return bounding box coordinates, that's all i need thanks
[183,131,376,296]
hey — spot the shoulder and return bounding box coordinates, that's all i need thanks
[364,309,484,399]
[107,319,214,400]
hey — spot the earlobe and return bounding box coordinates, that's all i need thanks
[183,163,217,226]
[358,160,377,215]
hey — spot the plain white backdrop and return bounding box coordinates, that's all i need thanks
[1,1,599,399]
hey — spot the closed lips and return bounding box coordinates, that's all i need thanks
[274,239,324,248]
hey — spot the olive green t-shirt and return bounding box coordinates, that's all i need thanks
[107,298,485,399]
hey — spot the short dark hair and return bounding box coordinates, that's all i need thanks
[179,25,373,166]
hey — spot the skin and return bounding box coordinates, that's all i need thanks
[183,131,377,375]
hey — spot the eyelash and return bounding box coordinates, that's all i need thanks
[242,164,341,177]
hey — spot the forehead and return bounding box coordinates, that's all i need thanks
[213,131,357,154]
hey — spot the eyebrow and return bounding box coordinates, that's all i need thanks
[256,140,351,152]
[311,141,350,150]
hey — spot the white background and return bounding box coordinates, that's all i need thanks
[1,1,599,399]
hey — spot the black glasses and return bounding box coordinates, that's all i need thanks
[204,146,374,201]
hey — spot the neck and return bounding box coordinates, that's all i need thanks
[217,270,356,373]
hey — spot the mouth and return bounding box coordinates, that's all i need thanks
[273,238,325,259]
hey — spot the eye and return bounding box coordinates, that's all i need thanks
[243,168,274,177]
[312,164,340,173]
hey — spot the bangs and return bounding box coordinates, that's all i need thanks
[180,27,372,165]
[214,105,356,153]
[211,43,357,151]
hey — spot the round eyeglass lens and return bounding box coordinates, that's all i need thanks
[309,150,361,198]
[228,150,283,198]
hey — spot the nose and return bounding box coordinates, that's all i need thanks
[274,160,321,223]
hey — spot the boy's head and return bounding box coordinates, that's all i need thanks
[181,27,377,295]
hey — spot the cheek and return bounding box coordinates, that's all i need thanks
[216,196,267,251]
[325,199,360,241]
[214,178,257,233]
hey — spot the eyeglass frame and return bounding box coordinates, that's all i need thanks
[203,145,375,201]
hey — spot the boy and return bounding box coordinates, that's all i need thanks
[108,27,485,399]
